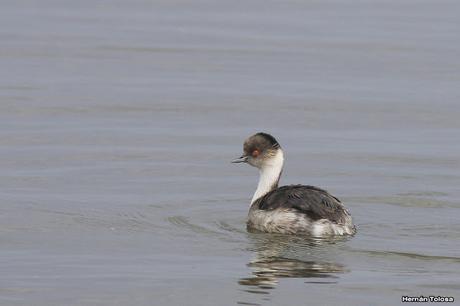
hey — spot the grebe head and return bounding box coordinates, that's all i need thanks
[232,132,282,169]
[233,132,285,204]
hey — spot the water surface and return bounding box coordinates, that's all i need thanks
[1,0,460,305]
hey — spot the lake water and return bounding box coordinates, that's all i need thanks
[1,0,460,305]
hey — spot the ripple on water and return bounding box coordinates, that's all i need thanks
[237,301,262,306]
[347,193,456,208]
[213,220,247,234]
[167,215,222,235]
[166,215,246,243]
[352,249,460,263]
[70,209,166,233]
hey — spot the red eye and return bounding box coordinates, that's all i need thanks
[252,149,260,157]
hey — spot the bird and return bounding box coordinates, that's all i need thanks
[232,132,356,236]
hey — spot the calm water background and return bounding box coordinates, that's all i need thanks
[1,0,460,305]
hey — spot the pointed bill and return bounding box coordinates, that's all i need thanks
[231,155,248,163]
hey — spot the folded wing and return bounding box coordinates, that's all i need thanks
[255,185,349,224]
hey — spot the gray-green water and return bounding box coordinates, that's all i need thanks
[1,1,460,305]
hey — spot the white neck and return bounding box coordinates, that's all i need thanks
[251,149,284,204]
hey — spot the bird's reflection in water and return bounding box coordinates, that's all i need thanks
[239,231,349,293]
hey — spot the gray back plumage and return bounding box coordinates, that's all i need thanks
[253,185,350,224]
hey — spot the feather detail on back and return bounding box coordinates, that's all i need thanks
[252,185,351,225]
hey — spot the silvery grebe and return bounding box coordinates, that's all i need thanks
[232,132,356,236]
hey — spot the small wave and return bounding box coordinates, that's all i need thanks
[167,215,222,235]
[354,249,460,263]
[69,209,165,233]
[347,195,456,208]
[214,220,246,234]
[166,215,247,243]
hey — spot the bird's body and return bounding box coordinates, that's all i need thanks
[248,185,355,236]
[232,132,356,237]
